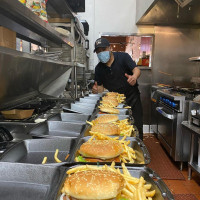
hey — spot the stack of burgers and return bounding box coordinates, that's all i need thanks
[99,92,126,114]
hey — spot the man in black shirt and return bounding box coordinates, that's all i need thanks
[92,38,143,140]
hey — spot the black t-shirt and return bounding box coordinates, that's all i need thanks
[95,52,139,97]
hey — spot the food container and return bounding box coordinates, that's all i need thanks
[0,137,77,165]
[70,136,150,165]
[0,162,65,200]
[78,98,98,104]
[62,103,96,115]
[47,113,90,125]
[29,121,86,138]
[1,109,34,119]
[56,165,174,200]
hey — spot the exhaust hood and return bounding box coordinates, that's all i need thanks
[136,0,200,25]
[175,0,193,8]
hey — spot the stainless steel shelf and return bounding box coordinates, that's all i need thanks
[75,62,86,68]
[189,56,200,62]
[0,0,74,47]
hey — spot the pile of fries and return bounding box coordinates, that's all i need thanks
[66,162,155,200]
[79,133,138,164]
[86,118,134,137]
[113,119,135,137]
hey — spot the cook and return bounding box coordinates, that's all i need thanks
[92,38,143,140]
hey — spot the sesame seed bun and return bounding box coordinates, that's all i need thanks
[91,123,120,136]
[79,140,123,160]
[63,170,125,199]
[106,92,118,97]
[100,107,119,114]
[94,114,119,124]
[101,99,119,107]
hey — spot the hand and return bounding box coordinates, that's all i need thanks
[92,82,98,94]
[125,73,137,86]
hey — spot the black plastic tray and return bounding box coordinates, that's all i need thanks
[70,136,150,165]
[47,113,91,125]
[29,121,86,138]
[0,162,65,200]
[0,137,78,165]
[56,164,174,200]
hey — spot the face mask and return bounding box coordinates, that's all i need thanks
[97,51,110,63]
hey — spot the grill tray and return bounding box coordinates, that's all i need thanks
[0,162,65,200]
[29,121,86,138]
[0,137,77,164]
[56,165,174,200]
[70,136,150,165]
[48,113,91,125]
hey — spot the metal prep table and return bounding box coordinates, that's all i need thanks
[182,121,200,180]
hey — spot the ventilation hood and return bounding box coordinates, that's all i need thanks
[137,0,200,25]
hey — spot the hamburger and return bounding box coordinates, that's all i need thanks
[100,99,119,107]
[100,107,119,114]
[62,169,125,200]
[91,123,120,136]
[76,140,123,162]
[94,114,119,124]
[105,92,119,97]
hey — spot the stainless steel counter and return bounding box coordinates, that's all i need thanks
[182,121,200,136]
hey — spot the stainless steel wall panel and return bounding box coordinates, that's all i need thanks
[152,26,200,86]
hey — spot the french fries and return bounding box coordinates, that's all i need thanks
[54,149,62,163]
[42,156,47,164]
[66,162,156,200]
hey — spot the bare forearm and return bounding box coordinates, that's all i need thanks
[132,67,141,79]
[97,85,104,93]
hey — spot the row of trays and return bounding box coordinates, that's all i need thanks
[0,93,174,199]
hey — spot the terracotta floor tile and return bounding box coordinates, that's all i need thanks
[164,180,190,194]
[195,194,200,200]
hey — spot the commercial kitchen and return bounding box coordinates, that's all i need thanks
[0,0,200,199]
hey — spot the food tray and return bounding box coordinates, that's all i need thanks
[48,113,91,125]
[78,98,99,104]
[70,136,150,165]
[29,121,86,138]
[83,123,138,137]
[1,109,34,119]
[62,103,96,115]
[74,102,96,109]
[0,137,78,165]
[98,108,130,115]
[56,165,174,200]
[0,162,65,200]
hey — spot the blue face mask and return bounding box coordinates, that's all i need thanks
[97,51,110,63]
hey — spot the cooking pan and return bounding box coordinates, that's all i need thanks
[0,137,77,165]
[70,136,150,165]
[56,164,174,200]
[1,109,34,119]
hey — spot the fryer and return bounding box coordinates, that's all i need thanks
[48,113,91,124]
[56,165,174,200]
[70,136,150,165]
[0,162,65,200]
[29,121,86,138]
[0,137,77,164]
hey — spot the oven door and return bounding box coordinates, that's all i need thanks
[156,105,177,154]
